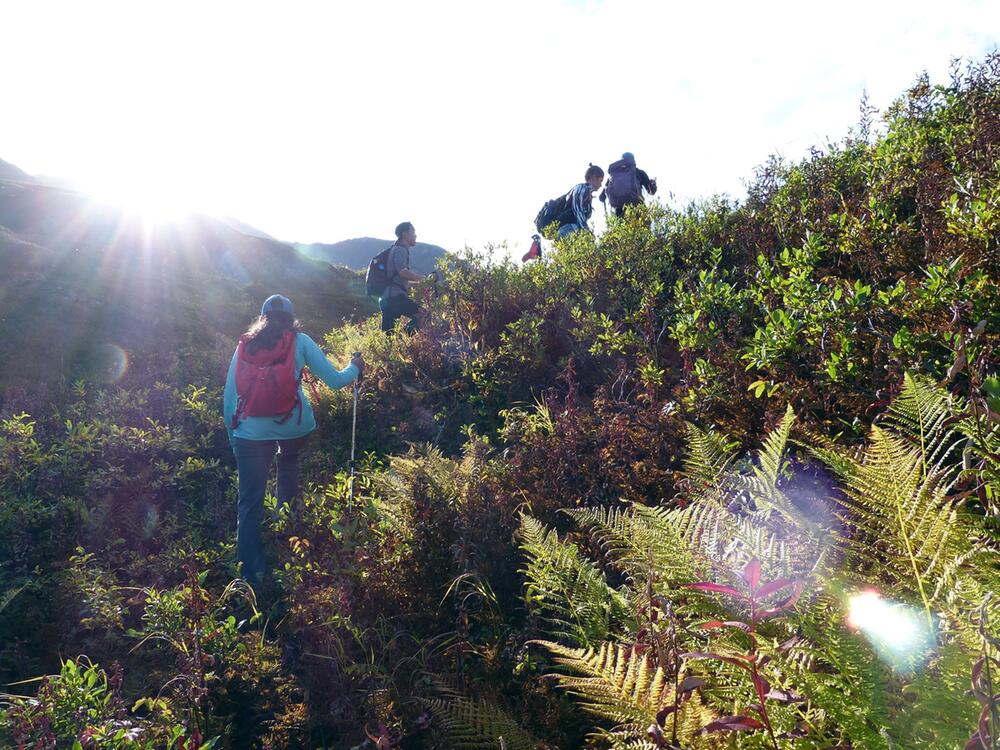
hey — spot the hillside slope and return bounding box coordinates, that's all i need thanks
[0,176,374,387]
[0,55,998,750]
[0,158,33,182]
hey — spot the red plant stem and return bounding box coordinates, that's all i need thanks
[749,588,780,750]
[668,605,680,746]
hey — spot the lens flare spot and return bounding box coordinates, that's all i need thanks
[97,344,129,382]
[67,343,129,383]
[848,590,935,673]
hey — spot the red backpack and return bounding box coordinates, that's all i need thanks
[230,331,303,428]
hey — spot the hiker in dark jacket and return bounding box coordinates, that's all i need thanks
[380,221,426,333]
[224,294,363,586]
[600,152,657,218]
[557,164,605,238]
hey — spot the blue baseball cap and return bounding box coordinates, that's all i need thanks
[261,294,294,317]
[622,152,636,164]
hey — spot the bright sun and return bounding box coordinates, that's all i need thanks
[88,177,194,223]
[81,139,202,224]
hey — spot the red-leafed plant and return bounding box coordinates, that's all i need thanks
[680,557,806,749]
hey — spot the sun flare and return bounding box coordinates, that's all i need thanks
[88,177,194,224]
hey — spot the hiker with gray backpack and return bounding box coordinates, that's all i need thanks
[599,152,657,219]
[365,221,429,334]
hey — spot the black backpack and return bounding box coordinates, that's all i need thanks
[365,245,398,298]
[534,191,572,233]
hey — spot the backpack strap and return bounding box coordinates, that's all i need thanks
[272,332,303,425]
[230,338,248,429]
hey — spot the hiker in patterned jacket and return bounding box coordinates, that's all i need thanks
[600,152,657,219]
[533,164,605,241]
[223,294,364,587]
[557,164,605,238]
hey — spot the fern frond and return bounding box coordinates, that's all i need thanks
[536,640,664,726]
[533,640,716,747]
[656,499,734,566]
[421,696,541,750]
[820,425,978,618]
[737,405,826,534]
[882,373,966,478]
[889,637,980,749]
[807,444,860,482]
[373,443,463,541]
[788,590,892,749]
[569,499,815,603]
[517,514,633,645]
[568,506,699,584]
[683,423,739,489]
[754,404,796,491]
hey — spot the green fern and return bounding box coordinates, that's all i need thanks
[532,640,717,748]
[788,590,893,749]
[883,373,966,478]
[892,636,981,749]
[568,505,701,586]
[529,377,995,748]
[421,695,542,750]
[753,404,796,494]
[373,443,461,540]
[517,513,632,646]
[817,424,980,618]
[683,423,739,490]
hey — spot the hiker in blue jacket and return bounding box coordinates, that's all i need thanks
[224,293,364,586]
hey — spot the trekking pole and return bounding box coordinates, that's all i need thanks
[349,351,361,505]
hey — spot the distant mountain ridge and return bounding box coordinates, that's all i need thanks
[219,215,276,240]
[0,158,33,182]
[296,237,447,275]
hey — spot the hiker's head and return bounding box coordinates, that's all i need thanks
[622,152,636,166]
[585,164,605,190]
[261,294,294,318]
[395,221,417,247]
[245,295,301,354]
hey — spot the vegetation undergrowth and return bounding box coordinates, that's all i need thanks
[1,54,998,749]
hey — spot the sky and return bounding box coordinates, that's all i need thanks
[1,0,998,254]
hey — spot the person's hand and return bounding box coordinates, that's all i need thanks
[350,353,365,381]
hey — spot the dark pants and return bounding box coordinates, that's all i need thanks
[232,435,308,583]
[380,294,420,334]
[614,200,642,219]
